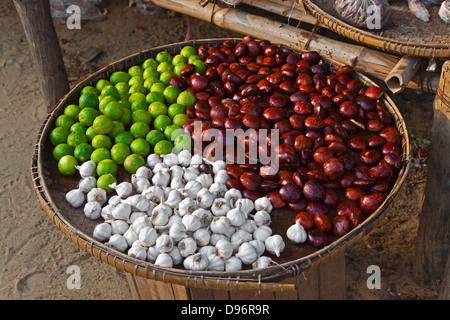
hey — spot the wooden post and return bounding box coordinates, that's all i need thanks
[13,0,70,111]
[413,61,450,293]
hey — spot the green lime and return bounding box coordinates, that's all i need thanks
[159,71,176,86]
[148,101,167,119]
[128,92,147,104]
[118,99,131,110]
[143,67,159,80]
[80,86,99,97]
[49,127,70,146]
[110,142,131,165]
[146,129,166,147]
[70,122,87,134]
[146,91,165,105]
[90,148,111,164]
[163,85,181,104]
[174,134,192,152]
[180,46,197,59]
[114,131,134,146]
[97,174,117,193]
[93,115,114,135]
[79,92,99,109]
[150,82,166,94]
[129,122,150,139]
[108,121,125,139]
[91,134,113,150]
[130,138,151,157]
[156,62,174,74]
[187,54,201,64]
[78,107,100,127]
[128,65,143,78]
[132,109,152,125]
[110,71,131,85]
[128,76,145,88]
[101,85,121,100]
[143,76,161,91]
[58,155,79,176]
[86,126,97,142]
[103,101,124,121]
[115,82,131,95]
[67,131,88,148]
[123,154,145,174]
[164,124,182,141]
[167,103,185,119]
[176,91,196,108]
[142,58,158,70]
[99,95,117,114]
[155,51,172,64]
[153,114,172,132]
[119,108,132,127]
[130,100,149,112]
[52,143,74,161]
[192,59,207,74]
[173,63,186,76]
[172,113,189,127]
[97,159,118,176]
[96,79,112,93]
[64,104,81,119]
[172,54,187,66]
[55,114,75,130]
[128,84,147,95]
[154,140,174,156]
[74,143,94,163]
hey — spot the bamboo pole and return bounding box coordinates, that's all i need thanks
[152,0,439,93]
[385,56,422,94]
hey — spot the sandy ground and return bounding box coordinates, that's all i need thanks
[0,0,441,300]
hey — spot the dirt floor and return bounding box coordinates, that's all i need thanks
[0,0,442,300]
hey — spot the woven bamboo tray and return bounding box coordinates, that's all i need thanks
[30,38,411,294]
[301,0,450,59]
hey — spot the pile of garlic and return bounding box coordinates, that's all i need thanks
[65,150,289,271]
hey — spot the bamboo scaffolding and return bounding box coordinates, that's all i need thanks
[152,0,440,93]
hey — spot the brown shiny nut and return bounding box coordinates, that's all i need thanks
[289,114,306,131]
[332,215,352,237]
[294,100,313,115]
[366,119,385,132]
[294,135,313,152]
[323,158,344,180]
[239,172,261,191]
[360,149,382,165]
[305,116,324,130]
[379,127,402,146]
[367,135,386,148]
[295,211,315,230]
[348,137,367,150]
[314,213,332,233]
[303,179,326,202]
[369,165,393,181]
[301,51,321,64]
[269,93,289,108]
[345,187,366,202]
[327,141,346,155]
[262,107,284,122]
[267,191,286,209]
[365,86,384,100]
[359,192,386,215]
[242,114,261,129]
[307,229,329,247]
[313,147,333,165]
[336,65,354,77]
[339,100,358,118]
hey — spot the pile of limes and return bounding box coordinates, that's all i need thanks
[50,46,201,192]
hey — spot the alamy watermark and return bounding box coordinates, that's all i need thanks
[366,5,383,30]
[66,5,81,30]
[66,265,81,289]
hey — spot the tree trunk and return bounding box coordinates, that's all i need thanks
[13,0,69,112]
[413,61,450,291]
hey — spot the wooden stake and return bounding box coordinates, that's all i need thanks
[413,61,450,291]
[13,0,70,112]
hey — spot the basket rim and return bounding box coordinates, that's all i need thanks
[301,0,450,59]
[31,38,411,288]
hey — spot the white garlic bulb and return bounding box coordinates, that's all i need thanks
[181,214,201,232]
[129,211,146,224]
[251,210,272,227]
[209,182,228,198]
[230,229,252,248]
[286,219,307,244]
[207,253,225,271]
[124,194,150,212]
[249,239,265,257]
[235,242,258,265]
[111,202,132,221]
[93,222,111,241]
[108,195,121,207]
[226,203,247,227]
[225,256,242,272]
[196,173,213,189]
[123,227,138,247]
[146,245,159,263]
[87,188,107,206]
[254,197,273,214]
[101,204,114,222]
[165,189,182,209]
[132,215,152,235]
[135,166,153,180]
[190,153,203,167]
[239,219,256,234]
[210,198,230,216]
[264,234,285,257]
[170,175,185,190]
[234,198,254,215]
[141,185,164,203]
[107,234,128,252]
[139,226,158,247]
[169,246,183,265]
[169,165,184,178]
[150,202,171,226]
[152,171,170,188]
[155,253,174,267]
[167,222,186,241]
[252,256,272,269]
[210,233,228,246]
[193,228,211,247]
[177,150,192,167]
[128,241,147,260]
[183,166,199,182]
[110,219,129,235]
[162,153,179,167]
[253,225,273,242]
[183,253,209,271]
[224,188,242,207]
[196,188,214,209]
[192,208,213,228]
[178,197,198,216]
[214,239,234,259]
[198,245,215,256]
[78,176,97,193]
[65,188,85,208]
[214,169,229,184]
[155,234,174,253]
[131,175,150,194]
[182,180,202,199]
[109,181,133,199]
[75,160,96,178]
[210,216,230,234]
[178,237,197,257]
[153,162,169,173]
[146,153,161,169]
